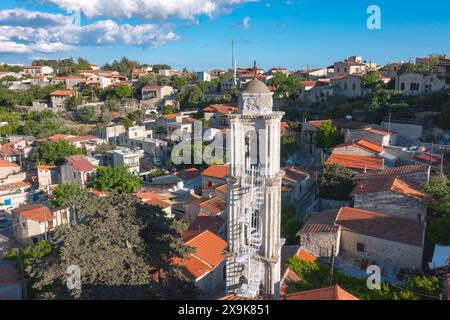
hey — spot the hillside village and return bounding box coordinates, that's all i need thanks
[0,54,449,300]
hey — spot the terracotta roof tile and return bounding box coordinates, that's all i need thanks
[199,196,226,215]
[201,164,229,179]
[334,139,384,154]
[202,104,238,115]
[286,285,359,300]
[174,167,201,182]
[175,230,227,280]
[65,155,96,172]
[0,160,19,168]
[336,207,425,247]
[350,176,426,200]
[13,204,53,222]
[298,210,340,234]
[49,90,75,96]
[325,154,384,171]
[354,165,429,180]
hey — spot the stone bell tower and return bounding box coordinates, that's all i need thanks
[225,63,284,298]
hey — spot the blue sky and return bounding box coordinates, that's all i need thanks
[0,0,449,70]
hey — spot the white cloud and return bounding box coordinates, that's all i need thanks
[40,0,255,20]
[240,16,251,29]
[0,9,180,54]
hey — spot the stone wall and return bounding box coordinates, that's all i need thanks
[319,198,351,211]
[353,191,427,221]
[299,230,340,258]
[340,230,423,270]
[381,122,423,140]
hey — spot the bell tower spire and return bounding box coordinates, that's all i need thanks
[226,77,285,299]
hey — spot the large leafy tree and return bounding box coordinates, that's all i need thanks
[318,164,356,200]
[362,69,383,89]
[315,120,343,149]
[94,166,141,194]
[424,176,450,217]
[114,85,132,99]
[30,192,198,299]
[269,72,302,97]
[50,183,88,208]
[33,140,83,166]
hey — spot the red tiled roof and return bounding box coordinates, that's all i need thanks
[350,176,425,200]
[325,154,384,171]
[215,184,227,194]
[187,215,225,238]
[336,207,425,247]
[175,230,227,280]
[47,134,71,142]
[334,139,384,154]
[286,285,359,300]
[301,81,318,87]
[143,197,171,209]
[199,196,226,215]
[0,160,19,168]
[64,135,97,143]
[202,104,238,115]
[13,204,53,222]
[49,90,75,96]
[143,85,162,90]
[354,165,429,180]
[162,113,180,120]
[283,167,310,184]
[413,153,441,166]
[65,155,96,172]
[174,167,201,182]
[0,143,21,156]
[37,165,58,171]
[365,127,392,136]
[298,210,340,234]
[201,164,229,179]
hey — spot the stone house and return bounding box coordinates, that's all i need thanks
[298,207,425,270]
[37,165,60,190]
[141,85,174,108]
[395,72,446,96]
[344,126,397,147]
[60,155,97,188]
[281,166,315,205]
[49,90,75,111]
[92,124,126,144]
[23,66,53,76]
[203,104,239,129]
[331,74,365,98]
[52,75,85,90]
[332,139,384,157]
[201,165,229,198]
[350,176,427,221]
[12,204,71,246]
[0,160,21,179]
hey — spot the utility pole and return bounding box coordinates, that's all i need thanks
[328,245,335,286]
[18,248,27,300]
[429,142,434,167]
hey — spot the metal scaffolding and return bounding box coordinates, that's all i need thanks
[236,165,265,298]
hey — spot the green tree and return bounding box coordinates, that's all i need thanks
[424,176,450,217]
[33,140,83,165]
[318,164,356,200]
[65,94,83,111]
[281,205,303,245]
[121,117,134,128]
[315,120,343,149]
[0,108,21,136]
[50,183,88,208]
[362,69,383,89]
[269,72,302,97]
[79,105,97,123]
[114,85,132,99]
[30,192,198,299]
[407,276,442,297]
[94,166,141,194]
[171,75,187,90]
